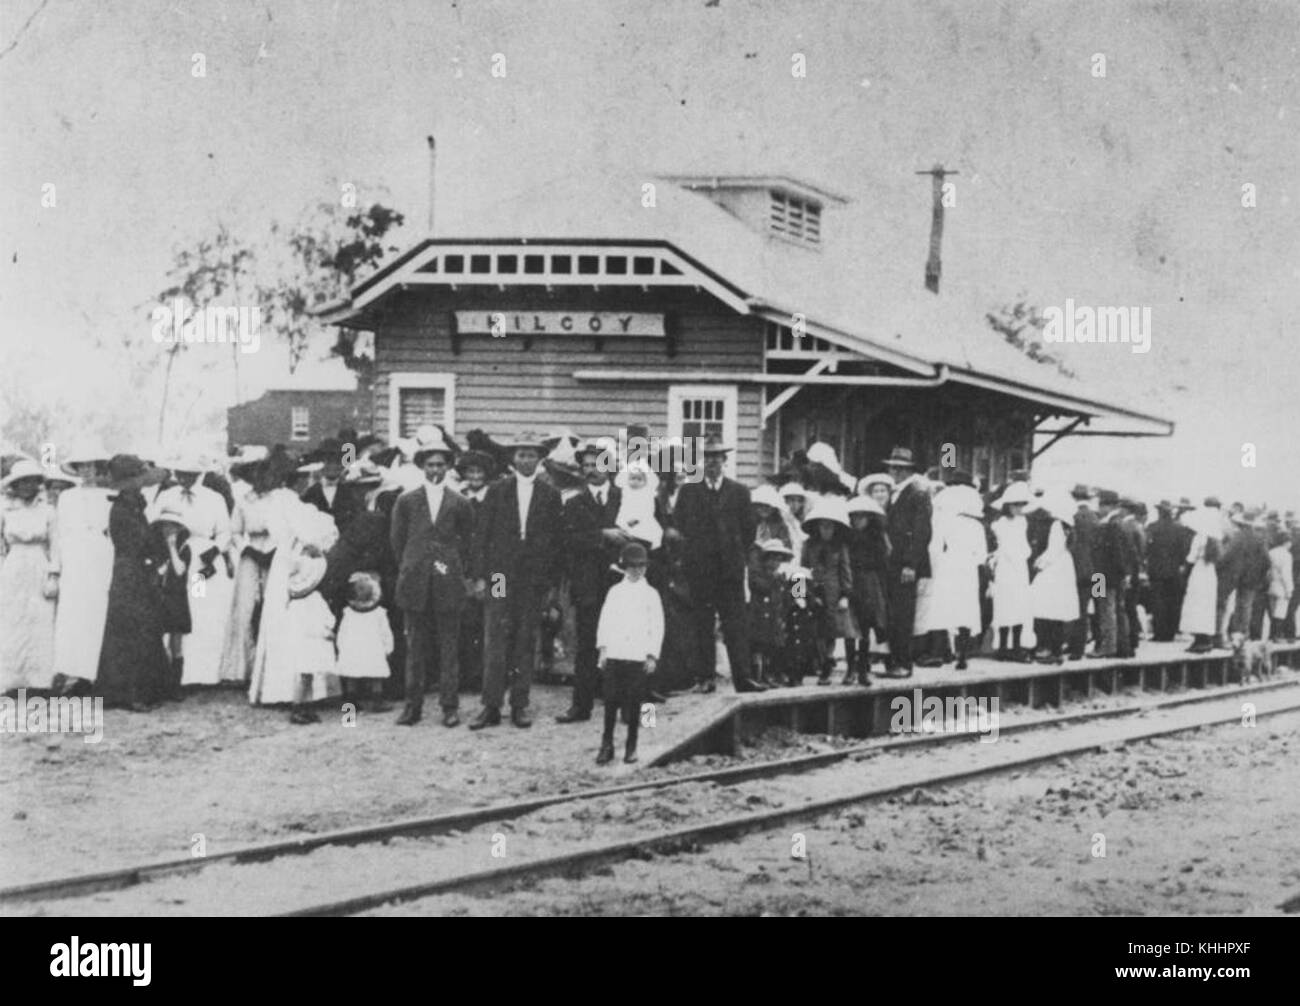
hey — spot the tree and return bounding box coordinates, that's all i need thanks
[986,298,1076,379]
[151,195,406,444]
[153,224,256,443]
[260,200,405,379]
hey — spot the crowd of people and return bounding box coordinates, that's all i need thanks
[1,425,1295,764]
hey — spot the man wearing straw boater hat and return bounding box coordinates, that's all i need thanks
[468,431,563,729]
[881,446,932,677]
[389,429,476,727]
[672,433,765,693]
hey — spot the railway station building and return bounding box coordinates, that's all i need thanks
[322,171,1173,485]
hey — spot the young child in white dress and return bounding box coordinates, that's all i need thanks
[335,572,394,713]
[613,460,663,550]
[286,553,338,725]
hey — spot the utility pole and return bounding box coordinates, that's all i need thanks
[916,164,958,294]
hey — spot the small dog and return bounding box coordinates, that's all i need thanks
[1230,632,1273,683]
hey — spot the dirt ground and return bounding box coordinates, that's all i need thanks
[0,674,816,888]
[369,710,1300,916]
[4,671,1297,915]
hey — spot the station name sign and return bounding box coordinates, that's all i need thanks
[455,311,665,337]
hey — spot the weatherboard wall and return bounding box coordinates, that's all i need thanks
[370,287,767,483]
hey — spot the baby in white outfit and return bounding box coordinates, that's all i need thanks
[614,460,663,550]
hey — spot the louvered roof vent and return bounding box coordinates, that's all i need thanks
[660,174,849,251]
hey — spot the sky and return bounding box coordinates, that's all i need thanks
[1,0,1297,503]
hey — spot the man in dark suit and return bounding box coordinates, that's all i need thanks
[671,436,764,693]
[302,438,363,534]
[1094,490,1138,657]
[1146,500,1187,641]
[455,449,495,693]
[1228,510,1271,640]
[390,436,476,727]
[1120,500,1148,654]
[882,447,931,676]
[1067,485,1099,659]
[557,441,628,722]
[469,433,563,729]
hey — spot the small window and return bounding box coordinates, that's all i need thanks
[290,406,310,442]
[578,255,599,275]
[388,373,457,439]
[551,255,572,274]
[470,254,491,274]
[444,254,464,274]
[633,256,655,275]
[497,254,518,274]
[524,254,545,274]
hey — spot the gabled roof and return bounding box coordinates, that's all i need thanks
[322,171,1173,435]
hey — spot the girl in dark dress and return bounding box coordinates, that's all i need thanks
[97,456,170,711]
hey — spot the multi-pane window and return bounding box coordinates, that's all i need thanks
[668,384,738,476]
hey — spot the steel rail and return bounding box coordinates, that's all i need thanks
[3,677,1295,909]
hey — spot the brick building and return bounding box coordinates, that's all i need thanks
[227,386,368,453]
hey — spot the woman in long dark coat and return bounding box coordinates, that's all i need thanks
[97,455,170,710]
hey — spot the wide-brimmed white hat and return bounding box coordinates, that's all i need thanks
[758,538,795,560]
[994,482,1032,508]
[778,481,807,499]
[1,458,47,490]
[751,484,786,511]
[801,495,851,531]
[857,473,894,495]
[806,442,856,491]
[60,440,114,469]
[287,552,328,599]
[846,495,885,517]
[160,452,206,473]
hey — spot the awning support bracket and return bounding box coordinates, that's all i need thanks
[1032,416,1086,460]
[762,358,833,425]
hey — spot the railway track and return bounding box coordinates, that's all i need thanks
[4,676,1298,916]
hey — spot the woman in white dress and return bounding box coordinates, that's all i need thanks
[990,482,1033,660]
[218,459,299,684]
[1180,507,1221,652]
[153,457,235,687]
[50,453,114,689]
[1031,497,1081,663]
[248,498,341,706]
[923,473,987,669]
[0,460,58,693]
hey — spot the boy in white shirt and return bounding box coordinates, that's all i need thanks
[596,541,664,764]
